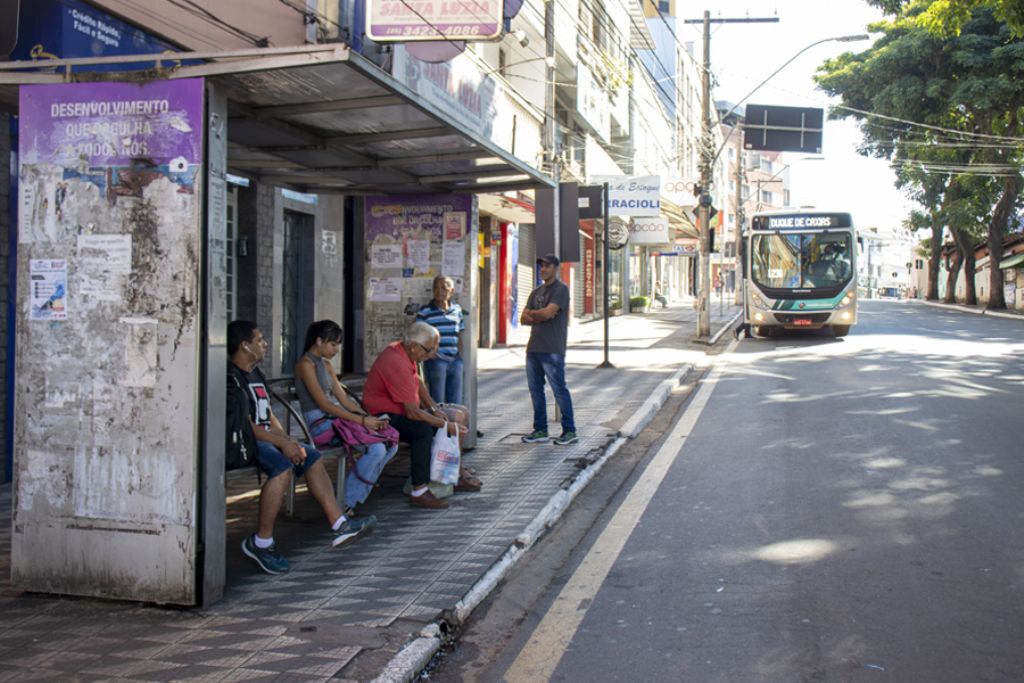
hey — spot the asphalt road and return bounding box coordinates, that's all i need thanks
[430,300,1024,683]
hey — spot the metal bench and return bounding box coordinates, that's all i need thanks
[264,374,368,515]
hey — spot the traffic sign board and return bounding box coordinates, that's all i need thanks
[744,104,823,154]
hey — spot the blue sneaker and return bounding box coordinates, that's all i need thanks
[521,430,551,443]
[332,514,377,548]
[242,534,289,574]
[553,431,579,446]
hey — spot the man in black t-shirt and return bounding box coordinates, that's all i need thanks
[227,321,375,575]
[519,254,577,446]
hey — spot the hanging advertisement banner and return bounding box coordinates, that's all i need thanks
[366,0,502,41]
[582,222,595,314]
[629,216,670,245]
[589,175,661,216]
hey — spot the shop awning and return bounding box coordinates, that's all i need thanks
[661,198,700,240]
[0,45,554,195]
[999,252,1024,269]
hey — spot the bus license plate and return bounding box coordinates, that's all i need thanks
[794,318,812,326]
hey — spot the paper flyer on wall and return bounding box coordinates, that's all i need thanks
[30,259,69,321]
[442,241,464,277]
[368,277,402,302]
[406,239,430,271]
[444,211,466,241]
[371,242,403,269]
[77,234,132,301]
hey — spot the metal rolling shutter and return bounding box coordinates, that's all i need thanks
[517,223,536,312]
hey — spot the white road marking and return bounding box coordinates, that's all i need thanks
[504,343,735,682]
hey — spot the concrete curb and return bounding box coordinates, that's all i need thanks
[709,310,743,346]
[916,298,1024,321]
[371,362,696,683]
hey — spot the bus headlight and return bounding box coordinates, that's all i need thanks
[840,292,854,307]
[752,293,767,308]
[840,311,852,321]
[753,312,765,322]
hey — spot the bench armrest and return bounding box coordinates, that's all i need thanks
[266,383,315,444]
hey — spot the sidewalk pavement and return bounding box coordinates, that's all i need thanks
[912,296,1024,321]
[0,300,741,683]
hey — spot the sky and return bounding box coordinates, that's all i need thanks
[685,0,915,230]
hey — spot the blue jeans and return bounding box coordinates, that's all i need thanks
[424,356,463,404]
[526,352,575,434]
[343,441,399,509]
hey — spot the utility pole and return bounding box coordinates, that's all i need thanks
[684,11,778,339]
[696,9,712,339]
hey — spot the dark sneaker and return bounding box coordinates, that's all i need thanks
[332,514,377,548]
[554,431,579,446]
[521,430,551,443]
[242,534,289,574]
[409,489,449,509]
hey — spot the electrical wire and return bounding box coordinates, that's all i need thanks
[163,0,270,46]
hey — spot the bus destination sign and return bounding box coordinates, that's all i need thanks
[753,212,852,231]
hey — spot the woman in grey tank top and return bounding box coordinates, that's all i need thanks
[295,320,397,513]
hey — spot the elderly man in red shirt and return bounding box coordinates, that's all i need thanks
[363,321,480,509]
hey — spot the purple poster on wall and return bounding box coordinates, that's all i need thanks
[20,79,204,171]
[365,194,474,241]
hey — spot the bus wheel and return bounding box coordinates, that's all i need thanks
[754,325,772,338]
[832,325,850,338]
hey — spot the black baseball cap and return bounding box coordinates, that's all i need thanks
[537,253,560,267]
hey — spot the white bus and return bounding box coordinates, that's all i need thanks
[743,210,857,338]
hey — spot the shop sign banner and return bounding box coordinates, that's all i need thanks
[589,175,661,216]
[662,177,698,206]
[629,216,670,245]
[367,0,502,41]
[392,47,499,142]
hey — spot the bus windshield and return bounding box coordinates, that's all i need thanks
[752,232,853,290]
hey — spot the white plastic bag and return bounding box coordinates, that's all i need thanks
[430,422,461,485]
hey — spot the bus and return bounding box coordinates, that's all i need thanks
[742,210,857,338]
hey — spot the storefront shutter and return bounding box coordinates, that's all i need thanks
[517,222,536,313]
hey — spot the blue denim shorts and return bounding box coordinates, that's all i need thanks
[255,439,323,479]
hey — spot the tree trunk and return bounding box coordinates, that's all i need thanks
[986,174,1024,310]
[943,251,962,304]
[951,226,977,306]
[927,214,942,301]
[933,178,964,302]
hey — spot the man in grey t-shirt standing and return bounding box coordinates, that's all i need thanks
[520,254,578,445]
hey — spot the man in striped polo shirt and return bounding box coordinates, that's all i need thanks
[416,275,465,404]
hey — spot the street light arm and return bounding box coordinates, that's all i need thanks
[712,34,869,165]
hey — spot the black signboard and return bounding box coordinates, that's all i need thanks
[578,184,605,219]
[744,104,823,154]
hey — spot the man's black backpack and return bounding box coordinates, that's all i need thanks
[226,368,257,470]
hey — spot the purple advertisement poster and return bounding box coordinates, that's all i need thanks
[20,79,204,170]
[365,194,473,241]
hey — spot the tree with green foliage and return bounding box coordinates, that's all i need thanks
[868,0,1024,37]
[816,4,1024,309]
